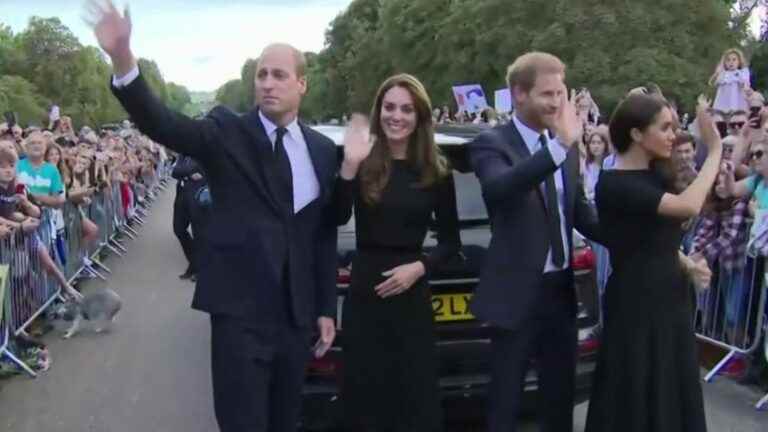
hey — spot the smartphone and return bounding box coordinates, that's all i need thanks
[749,106,762,129]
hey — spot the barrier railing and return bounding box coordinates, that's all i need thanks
[0,163,170,377]
[757,295,768,410]
[694,254,768,410]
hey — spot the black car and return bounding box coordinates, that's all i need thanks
[301,126,601,430]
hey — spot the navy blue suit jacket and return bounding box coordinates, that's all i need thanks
[112,73,338,328]
[468,121,602,330]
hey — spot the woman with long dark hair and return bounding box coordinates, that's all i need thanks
[336,74,461,431]
[582,130,609,202]
[586,94,721,431]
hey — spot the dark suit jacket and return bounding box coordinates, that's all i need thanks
[112,73,338,328]
[468,121,602,330]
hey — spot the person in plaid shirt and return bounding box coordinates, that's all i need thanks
[694,135,758,339]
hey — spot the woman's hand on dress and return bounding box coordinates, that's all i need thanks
[374,261,426,298]
[340,114,373,179]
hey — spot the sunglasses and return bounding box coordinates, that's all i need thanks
[729,121,746,129]
[750,150,765,161]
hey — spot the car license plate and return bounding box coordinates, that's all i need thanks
[335,293,475,329]
[432,293,474,322]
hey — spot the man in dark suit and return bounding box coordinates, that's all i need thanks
[468,52,602,432]
[171,155,204,280]
[89,3,338,431]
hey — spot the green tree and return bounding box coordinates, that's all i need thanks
[215,79,246,112]
[138,58,169,104]
[240,58,258,109]
[0,76,48,126]
[167,82,192,113]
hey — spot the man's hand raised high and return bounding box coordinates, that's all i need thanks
[84,0,136,77]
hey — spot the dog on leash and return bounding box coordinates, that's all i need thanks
[49,288,123,339]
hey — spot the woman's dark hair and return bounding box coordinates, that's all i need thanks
[609,94,668,154]
[610,93,680,191]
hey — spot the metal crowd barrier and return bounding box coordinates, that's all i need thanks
[0,163,170,377]
[759,308,768,410]
[694,254,768,410]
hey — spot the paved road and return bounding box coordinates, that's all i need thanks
[1,186,766,431]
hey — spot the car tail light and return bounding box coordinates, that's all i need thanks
[572,247,595,271]
[307,356,341,377]
[336,268,351,284]
[578,335,600,356]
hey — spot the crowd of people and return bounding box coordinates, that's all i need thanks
[0,112,168,373]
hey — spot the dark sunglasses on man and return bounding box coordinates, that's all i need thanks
[750,149,764,161]
[728,121,746,130]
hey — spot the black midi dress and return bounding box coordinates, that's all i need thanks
[586,169,707,432]
[336,159,460,431]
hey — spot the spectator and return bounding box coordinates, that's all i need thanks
[0,138,82,302]
[710,48,751,114]
[44,143,72,267]
[16,132,66,210]
[727,110,749,137]
[437,105,454,124]
[582,130,609,202]
[673,131,698,194]
[690,134,751,343]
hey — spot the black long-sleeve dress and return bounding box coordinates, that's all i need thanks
[586,170,707,432]
[336,159,461,431]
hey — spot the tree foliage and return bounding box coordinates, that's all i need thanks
[293,0,743,121]
[0,17,192,129]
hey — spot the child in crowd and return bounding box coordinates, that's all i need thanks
[0,138,82,302]
[710,48,751,113]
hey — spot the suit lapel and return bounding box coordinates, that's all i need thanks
[501,122,547,210]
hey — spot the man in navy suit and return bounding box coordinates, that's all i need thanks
[468,52,602,432]
[89,3,338,431]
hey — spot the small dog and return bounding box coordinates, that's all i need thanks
[49,288,123,339]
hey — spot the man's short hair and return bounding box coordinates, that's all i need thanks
[674,131,696,148]
[506,52,566,94]
[0,144,19,165]
[259,43,307,78]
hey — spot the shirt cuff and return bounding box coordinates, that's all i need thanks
[112,66,140,88]
[546,137,568,166]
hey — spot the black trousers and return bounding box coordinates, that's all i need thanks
[487,270,577,432]
[210,315,312,432]
[172,187,195,273]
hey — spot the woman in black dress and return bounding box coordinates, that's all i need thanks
[336,74,460,431]
[586,94,721,431]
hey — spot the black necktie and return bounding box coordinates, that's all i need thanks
[540,134,565,267]
[274,127,294,214]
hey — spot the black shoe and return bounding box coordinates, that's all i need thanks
[179,271,194,280]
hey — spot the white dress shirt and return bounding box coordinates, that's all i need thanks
[258,111,320,213]
[113,66,320,213]
[512,114,570,273]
